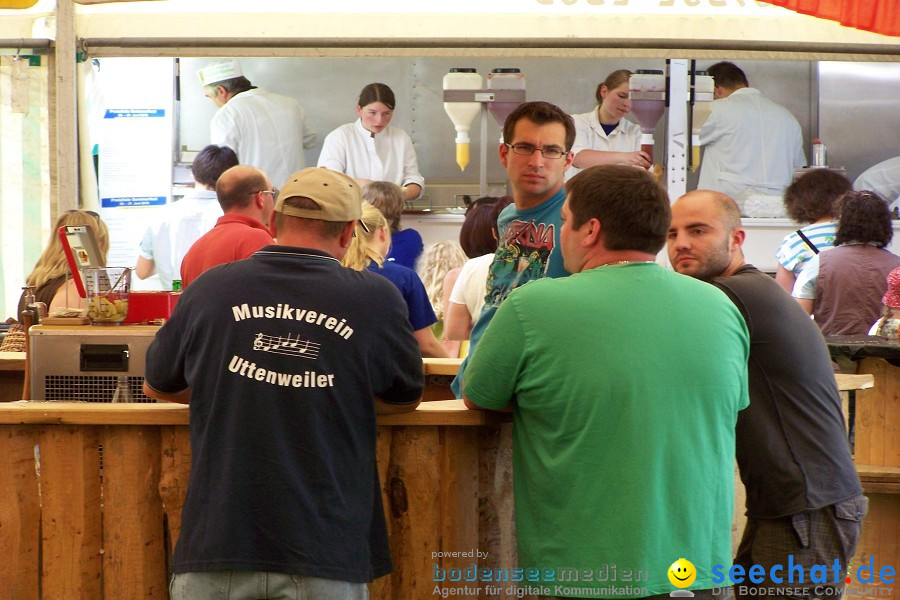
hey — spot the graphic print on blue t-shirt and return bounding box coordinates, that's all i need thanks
[225,300,357,390]
[485,219,555,308]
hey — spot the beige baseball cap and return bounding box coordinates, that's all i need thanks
[196,60,242,86]
[275,168,362,222]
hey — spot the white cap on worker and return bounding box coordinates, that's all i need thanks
[196,60,243,86]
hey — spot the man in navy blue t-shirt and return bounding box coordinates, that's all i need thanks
[144,167,423,600]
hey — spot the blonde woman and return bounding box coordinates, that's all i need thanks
[17,210,110,320]
[415,241,468,356]
[342,202,448,358]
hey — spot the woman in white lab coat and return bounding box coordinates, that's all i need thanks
[317,83,424,202]
[565,69,649,181]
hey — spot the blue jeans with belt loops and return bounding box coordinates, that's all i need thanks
[169,571,369,600]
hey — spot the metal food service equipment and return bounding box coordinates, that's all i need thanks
[28,324,159,402]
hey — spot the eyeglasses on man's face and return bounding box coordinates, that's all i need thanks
[505,143,567,160]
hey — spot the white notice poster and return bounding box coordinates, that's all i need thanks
[100,108,169,208]
[96,58,174,281]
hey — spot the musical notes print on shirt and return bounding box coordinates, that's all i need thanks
[253,332,321,360]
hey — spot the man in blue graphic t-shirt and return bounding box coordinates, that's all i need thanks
[452,101,575,397]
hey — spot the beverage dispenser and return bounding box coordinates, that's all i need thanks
[442,67,526,197]
[442,68,483,171]
[486,68,526,142]
[628,70,666,164]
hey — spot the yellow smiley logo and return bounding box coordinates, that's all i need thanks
[668,558,697,588]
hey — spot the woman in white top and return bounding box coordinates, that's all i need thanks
[565,69,649,181]
[318,83,424,202]
[444,196,513,345]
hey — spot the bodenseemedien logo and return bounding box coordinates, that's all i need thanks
[668,558,696,598]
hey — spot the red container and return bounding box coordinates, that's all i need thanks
[122,291,181,324]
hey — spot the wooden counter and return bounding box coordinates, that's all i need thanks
[0,351,26,402]
[1,365,887,600]
[0,400,513,600]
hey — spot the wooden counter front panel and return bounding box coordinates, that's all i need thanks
[0,426,41,600]
[0,411,513,600]
[854,358,900,468]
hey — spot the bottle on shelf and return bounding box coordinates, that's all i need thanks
[111,375,134,403]
[812,138,827,167]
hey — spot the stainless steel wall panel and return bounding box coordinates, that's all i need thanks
[819,62,900,183]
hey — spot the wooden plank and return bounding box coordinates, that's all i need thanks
[369,427,393,600]
[158,425,191,559]
[0,425,41,600]
[0,352,27,371]
[884,363,900,467]
[856,358,895,467]
[439,427,480,597]
[39,425,103,599]
[856,464,900,480]
[386,426,441,600]
[423,358,463,376]
[0,400,510,427]
[380,400,511,427]
[478,423,517,600]
[0,402,190,425]
[856,464,900,494]
[101,425,167,598]
[834,373,874,392]
[859,481,900,494]
[54,0,79,213]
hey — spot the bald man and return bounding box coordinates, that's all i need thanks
[180,165,276,287]
[668,190,865,600]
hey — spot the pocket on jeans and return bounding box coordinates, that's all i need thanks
[834,495,868,522]
[833,495,868,561]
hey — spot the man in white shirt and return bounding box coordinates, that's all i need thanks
[136,144,238,290]
[198,60,317,188]
[698,61,806,202]
[854,155,900,210]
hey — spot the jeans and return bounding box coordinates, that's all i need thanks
[734,495,868,600]
[169,571,369,600]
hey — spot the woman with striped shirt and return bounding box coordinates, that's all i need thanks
[774,169,851,292]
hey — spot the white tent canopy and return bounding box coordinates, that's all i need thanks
[2,0,899,58]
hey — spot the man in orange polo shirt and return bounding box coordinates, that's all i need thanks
[180,165,275,287]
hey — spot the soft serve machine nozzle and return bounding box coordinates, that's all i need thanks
[443,67,526,197]
[443,68,483,172]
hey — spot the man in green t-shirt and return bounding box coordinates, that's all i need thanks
[464,165,749,599]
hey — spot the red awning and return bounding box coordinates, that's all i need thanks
[766,0,900,38]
